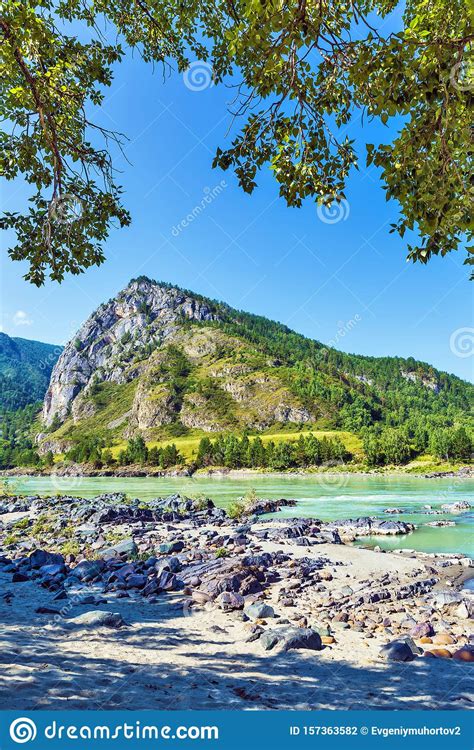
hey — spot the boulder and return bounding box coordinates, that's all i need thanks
[216,592,245,611]
[29,550,65,569]
[424,649,452,659]
[98,540,137,559]
[63,610,126,629]
[440,501,471,513]
[410,621,434,638]
[453,646,474,662]
[244,602,275,620]
[380,640,415,662]
[157,570,179,591]
[158,541,185,555]
[260,626,322,652]
[70,559,106,581]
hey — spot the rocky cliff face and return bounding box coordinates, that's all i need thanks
[39,276,469,453]
[39,278,318,448]
[42,278,219,426]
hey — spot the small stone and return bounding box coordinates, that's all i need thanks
[321,636,336,645]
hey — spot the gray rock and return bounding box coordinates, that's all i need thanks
[260,626,322,652]
[410,621,434,638]
[380,640,415,662]
[244,602,275,620]
[70,559,105,580]
[98,539,137,559]
[440,501,471,512]
[158,541,185,554]
[216,592,245,611]
[29,550,65,569]
[63,610,126,629]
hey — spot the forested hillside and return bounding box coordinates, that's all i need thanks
[0,279,471,471]
[0,334,61,410]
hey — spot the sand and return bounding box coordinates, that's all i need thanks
[1,540,472,711]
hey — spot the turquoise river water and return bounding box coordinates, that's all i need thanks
[5,474,473,556]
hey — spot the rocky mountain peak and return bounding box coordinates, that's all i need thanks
[42,278,221,426]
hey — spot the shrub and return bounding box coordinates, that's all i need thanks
[227,500,246,519]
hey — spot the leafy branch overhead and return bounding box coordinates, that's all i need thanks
[1,0,472,284]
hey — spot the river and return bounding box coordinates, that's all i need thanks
[4,473,473,556]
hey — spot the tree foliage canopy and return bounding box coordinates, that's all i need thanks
[1,0,472,284]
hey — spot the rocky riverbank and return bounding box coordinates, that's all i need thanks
[1,464,472,480]
[0,492,473,710]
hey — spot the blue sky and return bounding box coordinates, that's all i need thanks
[1,47,472,382]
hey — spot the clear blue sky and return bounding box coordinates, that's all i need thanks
[1,47,473,381]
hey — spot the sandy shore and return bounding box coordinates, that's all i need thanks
[0,495,473,711]
[0,561,472,711]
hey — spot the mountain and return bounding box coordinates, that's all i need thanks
[0,333,62,411]
[38,277,472,451]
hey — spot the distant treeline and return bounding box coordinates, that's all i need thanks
[194,433,350,470]
[66,432,350,471]
[0,421,471,471]
[362,425,472,467]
